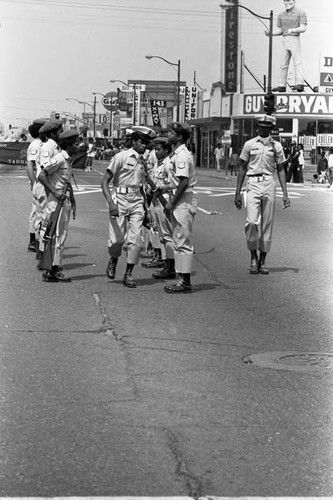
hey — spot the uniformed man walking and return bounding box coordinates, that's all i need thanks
[37,119,64,264]
[38,130,78,282]
[164,122,196,293]
[101,126,157,288]
[234,115,290,274]
[26,118,46,252]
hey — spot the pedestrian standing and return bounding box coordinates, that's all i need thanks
[234,114,290,274]
[101,126,157,288]
[37,130,79,282]
[85,139,96,172]
[297,143,305,183]
[328,147,333,191]
[317,151,328,177]
[149,136,177,280]
[229,150,239,176]
[26,118,46,252]
[37,119,64,264]
[214,143,224,172]
[164,122,196,293]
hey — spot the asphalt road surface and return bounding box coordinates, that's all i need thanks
[0,162,332,497]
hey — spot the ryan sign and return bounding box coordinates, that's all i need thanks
[244,93,333,116]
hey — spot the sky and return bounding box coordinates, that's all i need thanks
[1,0,333,129]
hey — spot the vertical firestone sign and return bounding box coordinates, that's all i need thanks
[224,0,239,93]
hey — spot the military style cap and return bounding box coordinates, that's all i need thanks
[152,136,169,146]
[131,125,157,141]
[125,128,134,137]
[32,118,47,126]
[39,119,63,134]
[59,129,79,141]
[169,122,192,138]
[255,114,276,128]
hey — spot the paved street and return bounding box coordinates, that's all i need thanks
[0,162,332,497]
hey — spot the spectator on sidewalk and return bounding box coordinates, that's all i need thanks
[214,143,224,173]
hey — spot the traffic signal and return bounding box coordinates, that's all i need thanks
[263,93,275,115]
[55,113,60,119]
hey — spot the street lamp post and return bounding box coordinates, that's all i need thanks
[220,2,273,93]
[145,55,181,121]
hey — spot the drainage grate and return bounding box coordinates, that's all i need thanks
[243,351,333,374]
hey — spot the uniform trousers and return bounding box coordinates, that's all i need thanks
[245,177,276,253]
[171,193,196,273]
[108,194,144,265]
[154,202,174,259]
[279,35,304,87]
[45,194,71,266]
[32,181,47,247]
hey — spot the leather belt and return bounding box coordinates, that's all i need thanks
[116,186,140,194]
[247,174,273,182]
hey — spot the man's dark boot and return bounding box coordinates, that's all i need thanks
[106,256,118,279]
[153,259,176,279]
[164,273,192,294]
[258,252,269,274]
[123,263,137,288]
[27,234,36,252]
[45,265,71,282]
[250,250,259,274]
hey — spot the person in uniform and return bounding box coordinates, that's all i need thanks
[101,125,157,288]
[37,119,64,265]
[148,136,177,280]
[163,122,196,294]
[267,0,307,92]
[38,130,79,283]
[26,118,46,252]
[234,115,290,274]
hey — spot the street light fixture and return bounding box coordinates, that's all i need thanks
[145,54,181,121]
[220,1,273,93]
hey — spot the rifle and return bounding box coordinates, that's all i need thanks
[40,185,69,271]
[141,157,171,220]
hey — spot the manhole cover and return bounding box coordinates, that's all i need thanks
[243,351,333,374]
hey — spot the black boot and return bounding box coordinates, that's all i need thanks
[123,263,136,288]
[27,233,36,252]
[249,250,259,274]
[153,259,176,279]
[258,252,269,274]
[45,265,71,282]
[106,256,118,279]
[164,273,192,294]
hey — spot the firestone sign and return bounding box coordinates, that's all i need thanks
[224,0,239,93]
[244,94,333,116]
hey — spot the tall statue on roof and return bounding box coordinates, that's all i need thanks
[266,0,307,92]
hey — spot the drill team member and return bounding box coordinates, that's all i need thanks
[38,130,79,283]
[37,119,63,262]
[26,118,46,252]
[234,115,290,274]
[101,126,157,288]
[149,136,177,280]
[164,122,196,294]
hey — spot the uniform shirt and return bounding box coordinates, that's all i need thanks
[107,148,145,188]
[40,138,60,169]
[240,136,286,176]
[27,138,43,176]
[170,144,196,194]
[277,7,307,36]
[43,150,72,195]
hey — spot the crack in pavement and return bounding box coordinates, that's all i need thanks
[164,428,202,499]
[93,292,123,340]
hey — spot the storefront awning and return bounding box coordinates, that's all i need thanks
[187,117,230,130]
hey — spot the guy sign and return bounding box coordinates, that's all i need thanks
[244,94,333,116]
[101,92,118,112]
